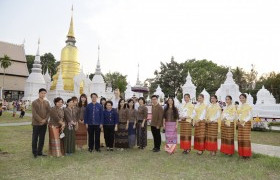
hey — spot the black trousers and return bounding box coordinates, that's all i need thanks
[103,125,115,148]
[151,126,161,150]
[32,124,47,155]
[88,125,101,151]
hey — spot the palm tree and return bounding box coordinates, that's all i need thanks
[0,54,12,99]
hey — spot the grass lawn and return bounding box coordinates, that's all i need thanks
[251,131,280,146]
[0,126,280,180]
[0,111,31,124]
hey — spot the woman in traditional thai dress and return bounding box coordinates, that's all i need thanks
[192,94,207,155]
[75,94,88,150]
[179,93,194,154]
[136,97,148,149]
[220,95,236,156]
[100,97,106,147]
[63,99,77,155]
[237,93,253,159]
[115,99,129,149]
[48,97,65,157]
[126,99,137,148]
[163,98,179,155]
[205,95,221,156]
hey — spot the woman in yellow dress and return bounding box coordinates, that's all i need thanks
[237,93,253,159]
[220,95,236,156]
[179,94,194,154]
[192,94,207,155]
[205,95,221,156]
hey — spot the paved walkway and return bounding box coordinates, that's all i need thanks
[0,121,279,158]
[0,122,31,127]
[147,131,280,158]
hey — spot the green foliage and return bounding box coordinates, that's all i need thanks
[41,53,58,77]
[256,72,280,103]
[0,55,12,70]
[149,57,228,97]
[147,58,280,103]
[25,53,59,78]
[104,72,128,93]
[0,54,12,91]
[26,55,34,73]
[268,122,280,127]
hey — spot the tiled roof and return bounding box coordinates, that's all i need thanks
[0,41,29,77]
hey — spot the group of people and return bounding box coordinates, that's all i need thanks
[176,93,252,158]
[31,88,149,158]
[0,99,27,118]
[31,88,253,159]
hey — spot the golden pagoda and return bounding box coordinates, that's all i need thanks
[50,7,81,91]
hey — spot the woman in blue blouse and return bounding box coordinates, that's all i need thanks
[103,101,119,151]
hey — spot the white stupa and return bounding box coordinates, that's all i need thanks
[44,68,51,92]
[154,85,165,102]
[216,69,240,103]
[23,39,46,101]
[73,67,87,97]
[90,46,107,98]
[47,67,75,105]
[125,83,134,100]
[181,71,196,102]
[246,93,254,105]
[201,88,210,104]
[256,86,276,105]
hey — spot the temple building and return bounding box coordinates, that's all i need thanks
[0,41,29,100]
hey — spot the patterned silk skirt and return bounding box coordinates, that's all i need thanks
[194,120,206,151]
[64,126,76,154]
[205,122,218,151]
[136,120,147,148]
[238,121,252,157]
[164,122,177,154]
[180,120,192,150]
[220,121,235,155]
[128,122,136,148]
[115,121,129,148]
[75,122,87,147]
[48,125,64,157]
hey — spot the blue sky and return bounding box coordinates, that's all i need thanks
[1,0,280,84]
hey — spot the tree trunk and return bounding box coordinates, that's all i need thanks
[2,69,5,99]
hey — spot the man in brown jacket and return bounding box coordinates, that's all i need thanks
[151,95,163,152]
[32,88,50,158]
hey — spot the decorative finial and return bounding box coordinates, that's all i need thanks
[95,45,101,75]
[36,38,40,56]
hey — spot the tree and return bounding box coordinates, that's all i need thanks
[26,55,35,73]
[25,53,59,78]
[104,72,128,93]
[245,64,258,90]
[150,56,184,97]
[149,58,228,99]
[232,67,247,92]
[181,59,228,96]
[40,53,57,77]
[255,72,280,103]
[0,55,12,97]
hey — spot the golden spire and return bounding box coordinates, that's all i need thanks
[67,5,75,38]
